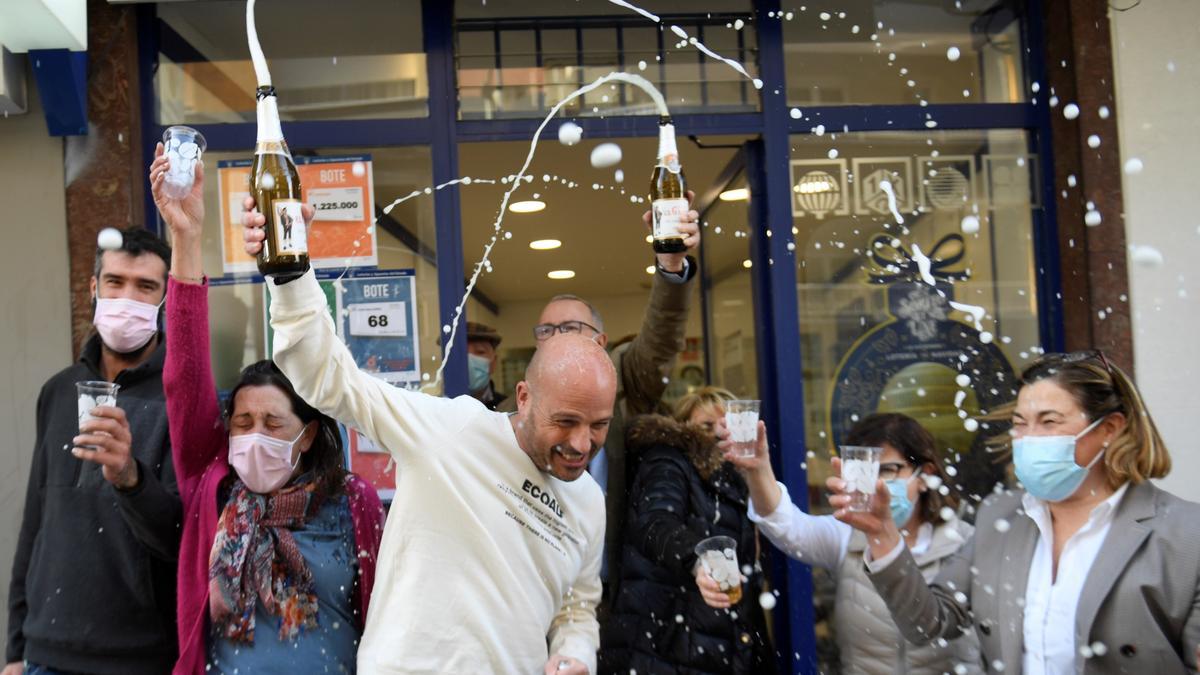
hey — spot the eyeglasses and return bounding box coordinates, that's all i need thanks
[1049,349,1114,374]
[533,320,602,341]
[878,461,912,481]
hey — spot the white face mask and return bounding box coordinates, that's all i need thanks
[228,427,306,494]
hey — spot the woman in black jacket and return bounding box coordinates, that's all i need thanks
[599,387,777,675]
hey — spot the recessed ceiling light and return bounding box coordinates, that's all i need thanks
[719,187,751,201]
[529,239,562,250]
[509,200,546,213]
[547,270,576,280]
[645,265,655,274]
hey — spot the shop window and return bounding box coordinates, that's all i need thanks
[783,0,1027,106]
[455,0,759,119]
[154,0,427,125]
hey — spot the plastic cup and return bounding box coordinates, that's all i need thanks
[695,535,742,603]
[840,445,882,512]
[77,381,119,441]
[724,399,760,458]
[161,125,207,199]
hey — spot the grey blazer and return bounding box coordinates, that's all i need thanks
[867,481,1200,675]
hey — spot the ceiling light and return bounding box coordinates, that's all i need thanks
[645,265,656,274]
[719,187,751,201]
[547,270,576,280]
[509,200,546,213]
[529,239,561,250]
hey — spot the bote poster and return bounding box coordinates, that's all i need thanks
[217,154,378,274]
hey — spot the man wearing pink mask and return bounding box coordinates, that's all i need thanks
[4,227,181,675]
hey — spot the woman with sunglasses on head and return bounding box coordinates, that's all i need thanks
[829,351,1200,675]
[722,412,980,674]
[148,146,385,673]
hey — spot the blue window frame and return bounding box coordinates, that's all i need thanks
[138,1,1058,671]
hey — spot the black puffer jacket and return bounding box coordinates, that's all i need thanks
[599,415,777,675]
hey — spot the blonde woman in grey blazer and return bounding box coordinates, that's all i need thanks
[827,351,1200,675]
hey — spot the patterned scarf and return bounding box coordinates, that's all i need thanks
[208,477,321,643]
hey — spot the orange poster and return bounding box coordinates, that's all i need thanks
[217,155,378,274]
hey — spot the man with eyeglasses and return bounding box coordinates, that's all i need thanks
[500,194,701,595]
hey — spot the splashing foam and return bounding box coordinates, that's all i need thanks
[433,72,669,388]
[878,180,905,225]
[607,1,762,89]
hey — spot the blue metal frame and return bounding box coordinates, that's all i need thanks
[423,0,469,397]
[137,1,1061,670]
[751,2,815,671]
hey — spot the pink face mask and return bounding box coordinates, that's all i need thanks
[93,297,161,354]
[228,427,306,494]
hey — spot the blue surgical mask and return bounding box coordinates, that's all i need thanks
[467,353,492,393]
[1013,417,1106,502]
[885,474,918,527]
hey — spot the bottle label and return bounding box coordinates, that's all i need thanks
[271,199,307,254]
[652,197,689,240]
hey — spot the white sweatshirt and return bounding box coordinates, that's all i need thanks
[269,271,604,674]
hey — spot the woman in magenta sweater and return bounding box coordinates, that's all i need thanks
[149,146,385,674]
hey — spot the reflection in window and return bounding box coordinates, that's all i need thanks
[783,1,1026,106]
[154,0,427,124]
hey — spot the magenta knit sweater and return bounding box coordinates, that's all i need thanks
[164,278,384,675]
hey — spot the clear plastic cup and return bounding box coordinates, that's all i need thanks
[840,445,882,512]
[724,399,760,458]
[77,381,119,433]
[695,535,742,603]
[161,125,207,199]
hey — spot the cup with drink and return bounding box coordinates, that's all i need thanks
[77,381,119,448]
[724,399,760,458]
[695,535,743,604]
[840,445,882,512]
[161,126,207,199]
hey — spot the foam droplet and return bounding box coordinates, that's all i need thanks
[955,374,971,387]
[734,19,745,30]
[994,518,1011,533]
[827,149,839,159]
[946,46,961,62]
[97,228,123,251]
[637,60,647,71]
[790,108,802,119]
[1087,134,1101,148]
[589,142,623,168]
[758,592,777,610]
[1123,158,1144,175]
[1063,103,1080,120]
[1129,244,1164,268]
[351,161,366,177]
[259,173,275,190]
[1084,209,1103,227]
[558,122,583,146]
[964,419,980,432]
[614,169,624,183]
[961,215,981,234]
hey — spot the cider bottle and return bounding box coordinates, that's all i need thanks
[649,116,688,254]
[250,85,308,277]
